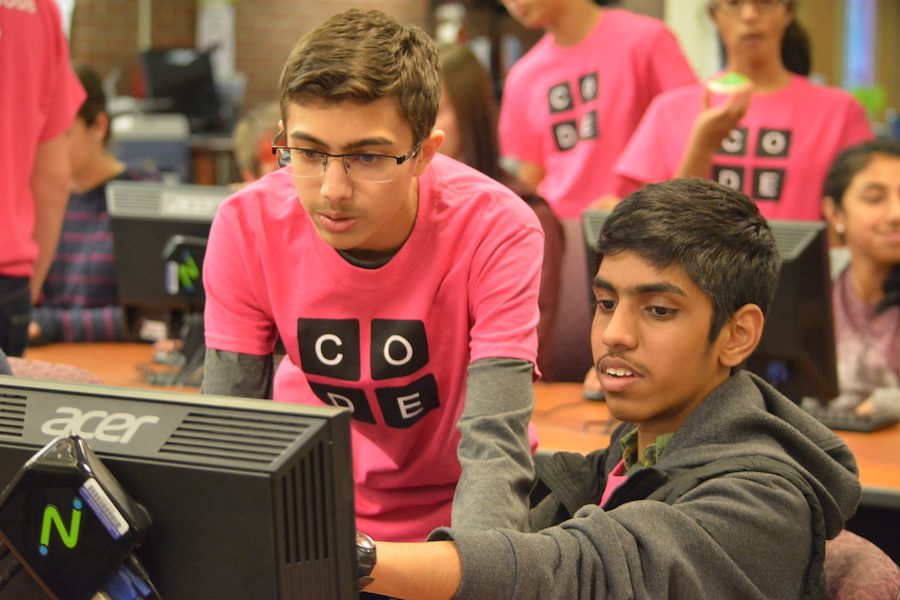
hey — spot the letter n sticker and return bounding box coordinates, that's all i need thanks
[39,498,83,556]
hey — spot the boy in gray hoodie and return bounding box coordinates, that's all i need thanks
[360,178,861,600]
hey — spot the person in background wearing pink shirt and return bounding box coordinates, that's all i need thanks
[498,0,696,219]
[615,0,873,221]
[201,9,543,547]
[231,100,281,185]
[0,0,84,356]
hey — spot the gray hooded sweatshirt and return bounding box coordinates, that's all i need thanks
[431,371,861,600]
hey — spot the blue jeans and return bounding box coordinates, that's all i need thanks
[0,277,31,357]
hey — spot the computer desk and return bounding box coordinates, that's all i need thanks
[23,343,900,510]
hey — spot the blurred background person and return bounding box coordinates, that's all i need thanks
[497,0,697,385]
[822,138,900,412]
[232,100,281,185]
[29,65,157,345]
[0,0,84,355]
[498,0,696,219]
[588,0,875,399]
[615,0,873,222]
[437,43,563,379]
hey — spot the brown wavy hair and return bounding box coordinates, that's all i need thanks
[438,44,502,181]
[278,9,440,144]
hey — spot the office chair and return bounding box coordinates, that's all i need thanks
[824,529,900,600]
[543,218,593,382]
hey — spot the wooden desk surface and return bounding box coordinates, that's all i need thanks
[26,342,189,391]
[21,344,900,503]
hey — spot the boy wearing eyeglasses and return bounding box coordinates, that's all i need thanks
[201,9,543,544]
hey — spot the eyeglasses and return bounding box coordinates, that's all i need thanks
[271,130,422,184]
[712,0,788,14]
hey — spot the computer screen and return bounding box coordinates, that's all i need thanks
[106,181,232,384]
[0,376,356,599]
[745,220,839,401]
[582,211,839,403]
[139,48,223,133]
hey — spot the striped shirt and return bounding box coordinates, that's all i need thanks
[32,169,155,343]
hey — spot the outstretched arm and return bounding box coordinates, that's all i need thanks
[201,348,274,399]
[367,541,462,600]
[452,358,535,531]
[30,305,127,343]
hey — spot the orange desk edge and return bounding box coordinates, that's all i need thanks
[23,343,900,509]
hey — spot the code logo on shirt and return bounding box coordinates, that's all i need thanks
[299,318,439,428]
[370,319,428,380]
[713,165,746,191]
[716,127,749,156]
[548,72,600,152]
[579,73,598,103]
[548,81,574,113]
[753,168,786,201]
[713,126,793,201]
[755,128,791,158]
[308,382,376,423]
[298,318,361,380]
[375,375,440,428]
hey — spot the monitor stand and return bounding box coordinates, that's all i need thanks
[146,312,205,387]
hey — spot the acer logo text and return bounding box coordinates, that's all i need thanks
[41,407,160,443]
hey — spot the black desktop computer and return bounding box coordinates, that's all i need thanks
[0,376,357,599]
[106,181,232,386]
[139,48,224,134]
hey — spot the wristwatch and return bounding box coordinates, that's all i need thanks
[356,530,377,590]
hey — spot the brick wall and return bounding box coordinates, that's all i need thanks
[70,0,194,97]
[70,0,430,114]
[235,0,430,109]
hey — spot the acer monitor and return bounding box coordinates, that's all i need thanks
[106,181,232,385]
[0,376,356,599]
[582,211,839,403]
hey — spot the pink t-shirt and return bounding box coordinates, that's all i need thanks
[615,75,874,221]
[204,155,543,541]
[600,459,628,507]
[498,8,697,218]
[0,0,85,277]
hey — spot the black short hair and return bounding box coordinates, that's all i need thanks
[823,138,900,208]
[595,178,781,342]
[73,64,112,144]
[74,64,106,126]
[823,138,900,312]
